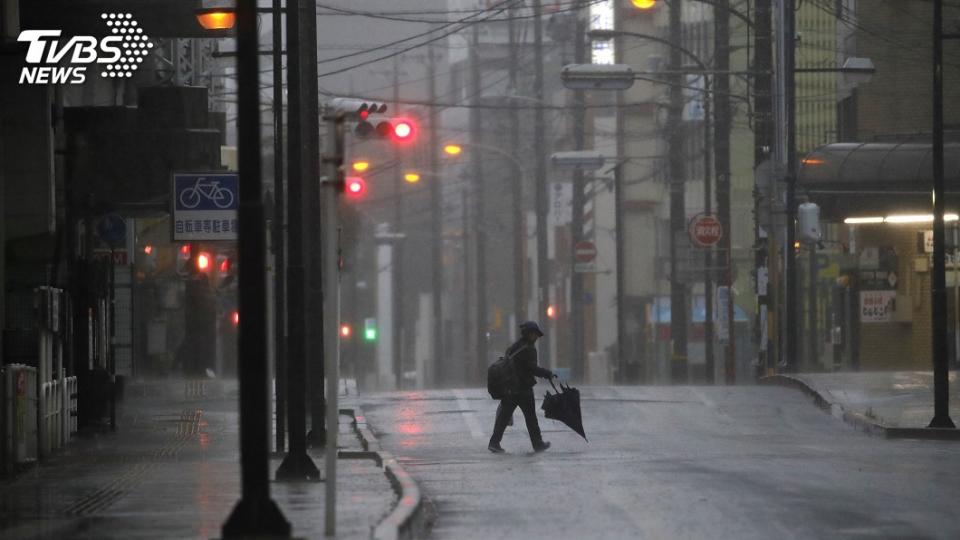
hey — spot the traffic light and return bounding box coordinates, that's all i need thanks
[344,176,366,199]
[363,317,377,342]
[630,0,656,9]
[354,115,418,143]
[546,304,557,319]
[340,324,352,339]
[328,98,388,119]
[196,251,212,272]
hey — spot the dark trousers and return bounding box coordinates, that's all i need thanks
[490,388,543,447]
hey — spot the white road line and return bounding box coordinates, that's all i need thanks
[452,389,485,440]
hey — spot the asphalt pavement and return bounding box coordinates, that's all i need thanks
[357,385,960,540]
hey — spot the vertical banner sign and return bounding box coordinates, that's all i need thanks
[716,286,731,344]
[172,173,239,241]
[549,182,573,225]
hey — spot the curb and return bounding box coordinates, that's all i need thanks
[760,375,960,441]
[339,408,429,540]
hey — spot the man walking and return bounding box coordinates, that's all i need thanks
[488,321,555,453]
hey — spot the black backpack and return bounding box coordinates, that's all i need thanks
[487,345,526,400]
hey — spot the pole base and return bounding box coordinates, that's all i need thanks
[221,496,291,538]
[275,451,321,481]
[928,415,957,429]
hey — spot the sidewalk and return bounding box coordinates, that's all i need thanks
[764,370,960,438]
[0,379,396,539]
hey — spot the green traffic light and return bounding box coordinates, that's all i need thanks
[364,328,377,341]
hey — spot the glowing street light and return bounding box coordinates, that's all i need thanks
[404,172,421,184]
[195,8,237,31]
[631,0,657,9]
[352,160,370,172]
[443,144,463,156]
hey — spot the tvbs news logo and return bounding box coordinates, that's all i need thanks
[18,12,152,85]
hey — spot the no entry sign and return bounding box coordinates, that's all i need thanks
[689,214,723,247]
[574,241,597,263]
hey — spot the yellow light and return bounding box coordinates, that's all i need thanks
[843,217,883,224]
[631,0,657,9]
[404,172,421,184]
[443,144,463,156]
[195,9,237,31]
[352,160,370,172]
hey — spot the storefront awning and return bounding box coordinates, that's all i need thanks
[798,142,960,219]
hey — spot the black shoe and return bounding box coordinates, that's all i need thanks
[533,441,551,453]
[488,443,506,454]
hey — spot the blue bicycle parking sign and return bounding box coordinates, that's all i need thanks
[172,173,239,241]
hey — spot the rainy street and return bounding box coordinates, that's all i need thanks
[358,385,960,540]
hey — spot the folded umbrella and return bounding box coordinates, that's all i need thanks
[541,379,587,441]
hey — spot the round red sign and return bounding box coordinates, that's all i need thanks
[689,214,723,247]
[574,241,597,263]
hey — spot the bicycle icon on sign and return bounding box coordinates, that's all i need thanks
[178,177,235,209]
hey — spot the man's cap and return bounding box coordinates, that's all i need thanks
[519,320,544,337]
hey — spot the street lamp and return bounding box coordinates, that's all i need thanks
[195,7,237,31]
[403,172,421,184]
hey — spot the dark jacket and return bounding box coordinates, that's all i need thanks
[506,338,553,389]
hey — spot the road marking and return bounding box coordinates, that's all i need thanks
[452,389,485,440]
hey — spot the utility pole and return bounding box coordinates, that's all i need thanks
[509,1,525,335]
[781,0,799,372]
[533,0,550,366]
[276,0,319,480]
[570,1,587,381]
[753,0,774,376]
[668,0,688,383]
[392,55,404,389]
[471,24,489,381]
[462,187,471,384]
[271,0,286,453]
[929,0,956,429]
[613,3,627,383]
[714,0,734,383]
[302,0,326,449]
[428,42,443,387]
[221,0,290,535]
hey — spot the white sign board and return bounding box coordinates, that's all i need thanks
[860,290,896,323]
[172,173,239,241]
[549,182,572,226]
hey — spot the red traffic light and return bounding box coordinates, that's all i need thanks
[231,310,239,326]
[345,176,366,198]
[546,304,557,319]
[340,324,352,338]
[196,252,212,272]
[391,118,416,142]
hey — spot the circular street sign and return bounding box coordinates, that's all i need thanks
[575,241,597,263]
[689,214,723,247]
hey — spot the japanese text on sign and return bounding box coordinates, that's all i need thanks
[860,290,896,323]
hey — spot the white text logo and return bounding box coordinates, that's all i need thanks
[18,12,152,85]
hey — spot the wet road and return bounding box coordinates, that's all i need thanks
[358,385,960,540]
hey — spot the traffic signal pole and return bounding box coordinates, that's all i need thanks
[392,55,404,390]
[222,0,290,535]
[428,42,444,387]
[321,108,344,535]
